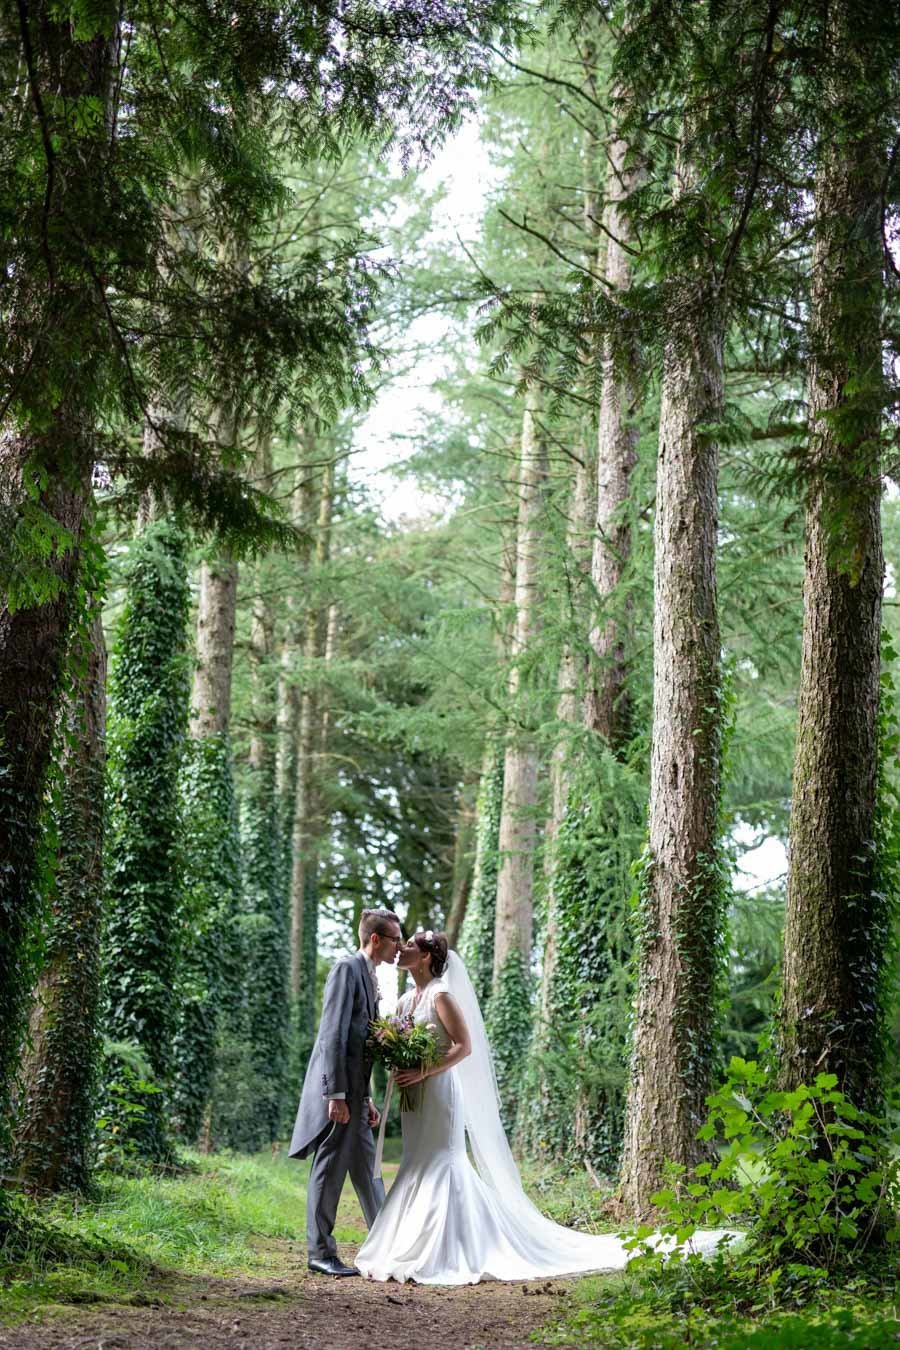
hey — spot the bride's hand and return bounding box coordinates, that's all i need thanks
[395,1067,428,1087]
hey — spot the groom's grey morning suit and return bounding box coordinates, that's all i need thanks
[289,950,386,1261]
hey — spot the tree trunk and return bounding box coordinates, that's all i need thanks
[493,391,544,983]
[541,443,596,1023]
[459,539,516,1007]
[619,254,725,1216]
[242,434,290,1146]
[276,447,317,810]
[290,457,335,998]
[13,611,106,1192]
[104,512,190,1159]
[779,3,886,1109]
[173,550,242,1141]
[459,740,505,1008]
[584,125,642,748]
[490,390,545,1130]
[190,558,239,737]
[0,447,93,1136]
[0,9,117,1130]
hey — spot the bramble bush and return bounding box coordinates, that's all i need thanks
[623,1058,898,1293]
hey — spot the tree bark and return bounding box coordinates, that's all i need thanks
[619,251,725,1215]
[290,457,335,998]
[0,6,118,1125]
[584,125,642,748]
[0,445,93,1130]
[190,558,239,737]
[779,2,886,1108]
[459,536,516,1006]
[173,546,241,1141]
[493,391,545,983]
[242,434,290,1145]
[276,448,317,805]
[541,446,595,1022]
[13,611,106,1192]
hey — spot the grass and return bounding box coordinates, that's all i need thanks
[3,1144,896,1347]
[0,1142,403,1324]
[518,1154,620,1232]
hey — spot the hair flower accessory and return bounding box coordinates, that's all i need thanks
[417,928,434,942]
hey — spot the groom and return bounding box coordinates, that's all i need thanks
[288,907,403,1277]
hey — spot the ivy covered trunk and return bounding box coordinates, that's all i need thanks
[0,450,92,1143]
[241,438,290,1146]
[522,446,594,1159]
[618,271,726,1217]
[13,611,107,1192]
[459,542,516,1008]
[459,740,505,1008]
[105,517,190,1160]
[530,116,643,1174]
[572,120,644,1168]
[276,457,315,887]
[779,2,887,1111]
[0,11,115,1141]
[173,555,241,1141]
[490,391,544,1129]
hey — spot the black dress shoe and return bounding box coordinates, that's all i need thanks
[307,1256,359,1277]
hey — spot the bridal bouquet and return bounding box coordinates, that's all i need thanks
[368,1012,441,1111]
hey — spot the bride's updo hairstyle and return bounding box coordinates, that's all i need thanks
[414,929,449,978]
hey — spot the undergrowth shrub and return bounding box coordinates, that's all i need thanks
[624,1058,898,1294]
[95,1041,164,1172]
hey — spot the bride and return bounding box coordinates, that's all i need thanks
[355,930,734,1285]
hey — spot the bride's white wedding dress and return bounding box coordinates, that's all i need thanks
[355,953,734,1285]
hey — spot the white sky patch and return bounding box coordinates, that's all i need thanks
[351,114,496,523]
[732,820,788,895]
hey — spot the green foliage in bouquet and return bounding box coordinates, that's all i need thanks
[368,1013,442,1111]
[623,1059,898,1288]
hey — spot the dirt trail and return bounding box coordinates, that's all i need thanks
[0,1243,572,1349]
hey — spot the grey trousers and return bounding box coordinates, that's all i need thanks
[306,1098,386,1260]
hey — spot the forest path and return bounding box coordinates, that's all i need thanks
[0,1240,574,1349]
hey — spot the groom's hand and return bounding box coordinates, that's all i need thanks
[367,1102,380,1128]
[328,1098,351,1125]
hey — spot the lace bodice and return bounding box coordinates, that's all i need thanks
[398,978,453,1052]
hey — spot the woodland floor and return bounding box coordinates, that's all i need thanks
[0,1148,586,1349]
[0,1245,572,1349]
